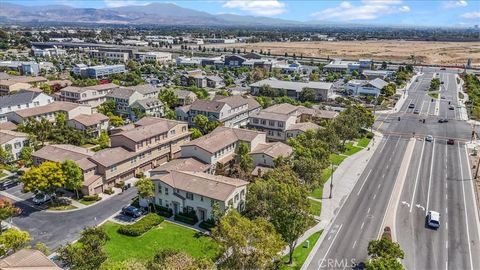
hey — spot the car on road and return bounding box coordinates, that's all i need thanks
[33,193,54,205]
[414,109,420,114]
[449,105,455,110]
[438,118,448,123]
[427,210,440,229]
[409,103,415,109]
[447,139,455,145]
[441,96,446,99]
[0,179,19,190]
[441,81,444,84]
[121,206,142,218]
[425,135,433,142]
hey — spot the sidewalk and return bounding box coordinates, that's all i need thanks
[376,72,421,115]
[285,131,383,257]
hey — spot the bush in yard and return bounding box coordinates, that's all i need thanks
[83,194,100,201]
[199,219,216,231]
[118,213,164,236]
[155,205,173,218]
[103,187,114,195]
[174,210,198,225]
[114,181,125,189]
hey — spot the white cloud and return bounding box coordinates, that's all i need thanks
[443,1,468,8]
[222,0,287,16]
[461,11,480,18]
[103,0,151,8]
[311,0,410,21]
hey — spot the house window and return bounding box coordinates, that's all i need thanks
[240,190,245,198]
[261,120,266,125]
[170,130,176,135]
[235,194,239,203]
[110,166,117,172]
[158,184,162,194]
[158,199,162,206]
[269,120,275,126]
[200,196,204,202]
[165,187,169,195]
[253,118,259,124]
[278,122,284,127]
[186,192,194,200]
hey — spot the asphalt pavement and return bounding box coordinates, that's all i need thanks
[304,71,480,270]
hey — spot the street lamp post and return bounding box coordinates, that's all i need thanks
[329,160,334,199]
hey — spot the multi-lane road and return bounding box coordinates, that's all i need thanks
[304,71,480,269]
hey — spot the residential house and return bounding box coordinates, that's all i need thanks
[59,83,119,107]
[249,103,328,141]
[130,98,164,119]
[151,170,248,220]
[0,61,40,76]
[206,75,225,88]
[250,78,333,101]
[150,157,210,176]
[0,80,32,95]
[174,90,197,106]
[180,70,207,88]
[0,130,29,161]
[176,95,260,128]
[346,78,388,96]
[106,84,160,119]
[224,55,247,68]
[6,101,92,124]
[0,90,54,123]
[181,126,266,170]
[67,113,109,137]
[0,249,61,270]
[249,141,293,168]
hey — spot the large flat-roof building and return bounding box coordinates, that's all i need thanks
[250,78,333,101]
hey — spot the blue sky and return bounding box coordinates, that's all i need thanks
[9,0,480,26]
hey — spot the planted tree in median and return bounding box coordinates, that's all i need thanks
[366,237,405,270]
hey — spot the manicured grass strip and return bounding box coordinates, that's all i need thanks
[428,91,439,99]
[309,167,334,199]
[280,230,323,270]
[329,153,346,165]
[343,143,363,156]
[47,204,77,211]
[356,137,372,148]
[102,221,220,263]
[308,199,321,216]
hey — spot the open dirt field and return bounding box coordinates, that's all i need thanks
[205,40,480,66]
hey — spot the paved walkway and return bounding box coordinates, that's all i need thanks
[281,131,383,255]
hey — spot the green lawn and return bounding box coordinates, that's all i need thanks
[308,199,321,216]
[280,231,323,270]
[428,91,439,99]
[356,137,372,148]
[0,172,6,179]
[329,153,346,165]
[343,143,363,156]
[309,167,334,199]
[102,221,220,263]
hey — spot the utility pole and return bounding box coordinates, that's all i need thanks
[329,160,334,199]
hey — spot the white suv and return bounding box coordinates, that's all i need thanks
[427,211,440,229]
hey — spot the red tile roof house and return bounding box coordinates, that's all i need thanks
[32,117,191,195]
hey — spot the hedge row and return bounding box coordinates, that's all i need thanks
[82,194,100,201]
[174,212,198,225]
[199,220,216,231]
[155,205,173,218]
[118,213,164,236]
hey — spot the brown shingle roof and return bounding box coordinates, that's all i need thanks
[0,121,17,131]
[89,147,135,167]
[70,113,108,127]
[0,249,60,269]
[32,144,94,168]
[189,99,226,113]
[263,103,299,115]
[250,142,293,158]
[152,170,248,201]
[0,130,28,145]
[12,101,91,118]
[287,122,320,132]
[111,118,185,143]
[182,126,264,154]
[150,158,210,175]
[251,111,293,122]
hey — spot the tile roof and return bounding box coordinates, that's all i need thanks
[12,101,91,118]
[70,113,108,127]
[89,147,135,168]
[152,170,248,201]
[0,249,60,269]
[106,87,137,99]
[182,126,264,154]
[0,130,28,145]
[124,84,159,95]
[217,95,250,109]
[32,144,95,170]
[251,110,293,121]
[132,97,163,109]
[250,142,293,158]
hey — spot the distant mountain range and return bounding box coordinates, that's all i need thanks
[0,2,304,26]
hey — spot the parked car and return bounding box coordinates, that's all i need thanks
[0,179,19,190]
[414,109,420,114]
[447,139,455,145]
[425,135,433,142]
[122,206,142,218]
[426,210,440,229]
[438,118,449,123]
[449,105,455,110]
[33,193,54,205]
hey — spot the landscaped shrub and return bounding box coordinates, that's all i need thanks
[103,187,114,195]
[114,181,125,189]
[199,219,216,231]
[174,211,198,225]
[118,213,164,236]
[83,194,100,201]
[155,205,173,218]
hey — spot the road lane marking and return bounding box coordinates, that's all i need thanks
[463,145,480,264]
[318,224,343,270]
[378,136,390,153]
[446,240,448,249]
[446,221,448,230]
[446,207,448,214]
[361,222,365,229]
[427,99,432,115]
[373,193,377,200]
[425,138,435,213]
[420,100,426,115]
[457,143,473,269]
[410,139,426,212]
[377,184,381,190]
[357,169,373,196]
[352,241,357,249]
[404,99,413,113]
[367,207,371,214]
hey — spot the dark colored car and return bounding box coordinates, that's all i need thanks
[0,179,19,191]
[438,118,449,123]
[122,206,142,218]
[409,103,415,109]
[447,139,455,145]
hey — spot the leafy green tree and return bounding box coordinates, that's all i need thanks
[189,128,203,140]
[430,78,441,91]
[366,237,405,270]
[21,161,66,196]
[147,249,215,270]
[0,228,30,256]
[246,168,314,264]
[381,61,388,70]
[382,83,397,97]
[193,114,209,133]
[0,145,13,165]
[351,70,359,77]
[163,107,176,120]
[108,114,124,127]
[235,142,253,177]
[212,210,284,270]
[34,242,51,256]
[158,89,177,107]
[299,87,316,102]
[135,177,155,211]
[59,227,109,270]
[100,260,147,270]
[98,100,116,115]
[62,160,83,199]
[19,146,33,167]
[0,200,20,235]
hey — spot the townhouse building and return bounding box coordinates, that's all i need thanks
[0,81,32,94]
[6,101,92,124]
[249,141,293,168]
[174,90,197,106]
[0,90,53,123]
[130,98,164,119]
[175,95,260,128]
[151,170,248,220]
[67,113,109,137]
[106,85,160,119]
[58,83,119,107]
[0,130,29,161]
